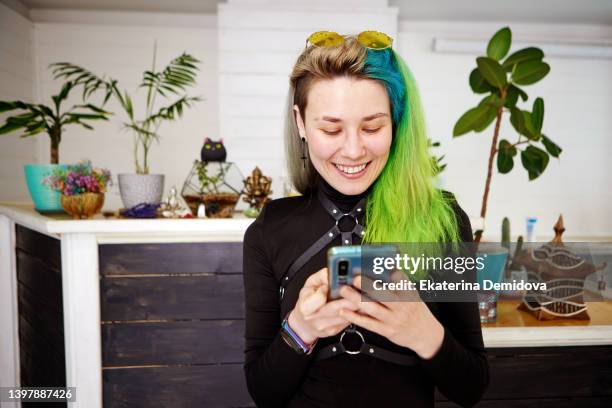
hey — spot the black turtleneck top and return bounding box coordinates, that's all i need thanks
[242,176,489,407]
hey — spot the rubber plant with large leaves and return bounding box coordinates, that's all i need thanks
[453,26,562,243]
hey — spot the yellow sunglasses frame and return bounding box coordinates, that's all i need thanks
[306,30,393,50]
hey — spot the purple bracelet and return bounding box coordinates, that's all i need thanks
[282,315,315,353]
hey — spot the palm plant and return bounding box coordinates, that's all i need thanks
[0,81,111,163]
[50,45,201,174]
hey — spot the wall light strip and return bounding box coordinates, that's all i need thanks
[434,38,612,59]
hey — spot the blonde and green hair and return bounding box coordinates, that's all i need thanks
[285,36,460,244]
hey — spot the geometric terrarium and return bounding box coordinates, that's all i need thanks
[181,160,244,218]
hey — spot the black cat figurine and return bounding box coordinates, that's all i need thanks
[200,137,227,162]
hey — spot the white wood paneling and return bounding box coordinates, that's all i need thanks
[0,2,37,203]
[0,215,20,408]
[218,1,399,203]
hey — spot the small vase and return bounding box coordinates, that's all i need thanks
[118,173,164,209]
[24,163,69,213]
[476,244,510,295]
[61,192,105,219]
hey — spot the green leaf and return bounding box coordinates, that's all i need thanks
[57,81,73,102]
[453,104,495,137]
[522,111,539,140]
[475,107,497,132]
[504,85,529,108]
[137,95,201,131]
[66,113,109,120]
[50,62,116,102]
[502,47,544,70]
[7,112,39,126]
[0,121,26,135]
[124,92,134,120]
[23,120,46,136]
[37,104,55,117]
[74,104,109,115]
[541,134,562,158]
[0,100,30,113]
[510,107,526,135]
[512,60,550,85]
[515,86,528,101]
[497,139,517,173]
[521,145,550,180]
[141,52,201,109]
[487,27,512,61]
[504,87,519,108]
[532,98,544,133]
[79,121,94,130]
[472,95,499,132]
[476,57,507,89]
[479,93,503,109]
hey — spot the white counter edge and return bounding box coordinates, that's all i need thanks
[482,325,612,348]
[0,203,254,239]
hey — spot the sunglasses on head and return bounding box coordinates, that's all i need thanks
[306,30,393,50]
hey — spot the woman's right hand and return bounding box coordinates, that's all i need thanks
[287,267,359,345]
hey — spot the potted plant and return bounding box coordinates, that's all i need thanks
[0,81,111,212]
[181,160,243,218]
[50,44,201,208]
[44,161,112,219]
[452,26,563,243]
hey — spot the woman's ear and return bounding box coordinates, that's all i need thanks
[293,104,306,139]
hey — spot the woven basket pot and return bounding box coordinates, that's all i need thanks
[60,192,105,219]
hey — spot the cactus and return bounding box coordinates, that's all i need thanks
[501,217,510,249]
[509,235,524,270]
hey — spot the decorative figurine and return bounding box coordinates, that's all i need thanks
[201,137,227,162]
[159,186,191,218]
[242,167,272,218]
[512,215,608,320]
[197,203,206,218]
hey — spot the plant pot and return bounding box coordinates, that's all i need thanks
[61,192,105,219]
[24,163,69,213]
[118,173,164,209]
[183,192,239,218]
[476,244,509,294]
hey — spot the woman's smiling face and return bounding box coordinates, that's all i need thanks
[293,76,393,196]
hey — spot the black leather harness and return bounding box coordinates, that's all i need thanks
[279,187,418,367]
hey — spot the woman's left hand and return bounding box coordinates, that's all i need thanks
[338,274,445,360]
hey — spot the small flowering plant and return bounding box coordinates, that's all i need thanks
[44,161,112,196]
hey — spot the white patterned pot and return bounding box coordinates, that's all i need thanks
[118,173,165,209]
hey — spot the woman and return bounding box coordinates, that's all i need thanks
[242,31,489,407]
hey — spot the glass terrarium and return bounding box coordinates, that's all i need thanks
[181,160,244,218]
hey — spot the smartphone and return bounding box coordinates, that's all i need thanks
[327,245,362,300]
[327,244,399,300]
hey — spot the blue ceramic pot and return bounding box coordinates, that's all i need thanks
[476,245,509,294]
[24,164,69,213]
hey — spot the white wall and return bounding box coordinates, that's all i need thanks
[0,2,37,202]
[0,4,610,239]
[217,1,398,202]
[397,21,612,240]
[29,10,219,211]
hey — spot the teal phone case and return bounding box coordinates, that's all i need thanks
[327,246,362,300]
